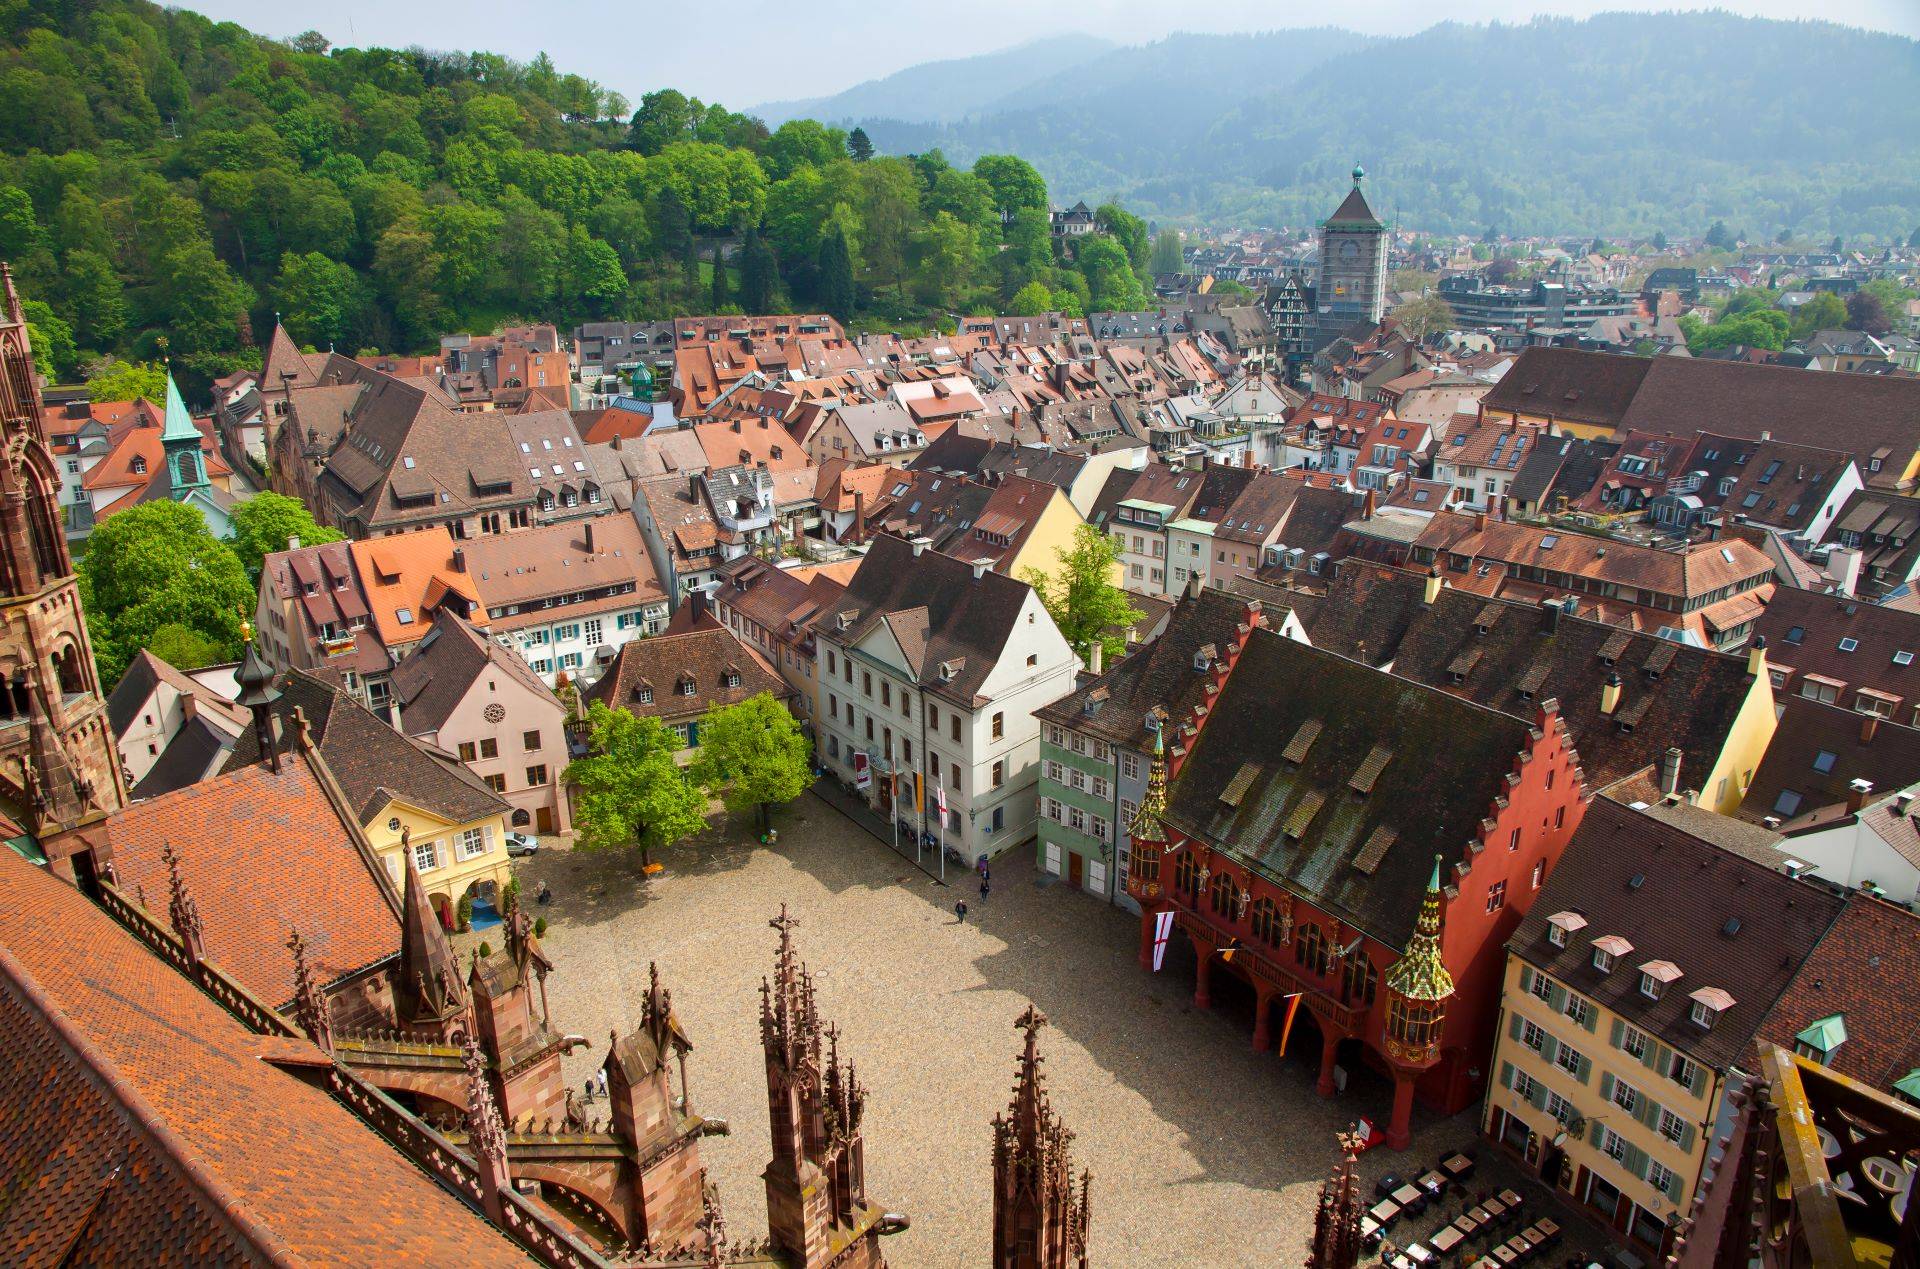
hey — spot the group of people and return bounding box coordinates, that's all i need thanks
[956,858,990,923]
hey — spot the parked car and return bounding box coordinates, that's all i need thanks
[506,832,540,857]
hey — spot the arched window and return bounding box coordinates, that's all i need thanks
[1209,869,1237,919]
[1342,954,1378,1007]
[1174,852,1198,904]
[1251,897,1282,948]
[177,451,198,485]
[1296,923,1327,975]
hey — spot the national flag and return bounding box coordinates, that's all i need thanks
[1215,938,1242,963]
[1151,909,1175,971]
[852,751,871,789]
[1276,992,1304,1056]
[935,781,949,826]
[914,771,924,815]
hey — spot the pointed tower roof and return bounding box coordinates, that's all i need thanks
[160,369,198,443]
[1325,167,1383,231]
[1385,856,1454,1002]
[1126,716,1169,847]
[393,842,466,1026]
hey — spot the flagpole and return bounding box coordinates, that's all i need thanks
[916,770,926,867]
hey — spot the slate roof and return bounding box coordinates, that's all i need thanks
[1324,184,1383,230]
[1755,588,1920,715]
[1757,893,1920,1093]
[0,847,527,1265]
[393,608,560,737]
[1036,589,1265,749]
[1353,577,1761,796]
[1740,696,1920,825]
[582,623,789,720]
[223,669,509,828]
[815,534,1038,706]
[104,748,401,1009]
[1481,347,1654,431]
[1510,797,1845,1072]
[1163,627,1533,948]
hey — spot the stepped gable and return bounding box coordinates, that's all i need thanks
[1163,627,1534,948]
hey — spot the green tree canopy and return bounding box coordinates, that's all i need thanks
[1791,291,1847,339]
[971,154,1046,217]
[1008,280,1054,315]
[1149,230,1184,274]
[1020,522,1142,663]
[1392,293,1455,341]
[847,126,873,162]
[227,492,342,585]
[563,701,709,865]
[78,500,253,688]
[688,692,811,829]
[84,359,166,403]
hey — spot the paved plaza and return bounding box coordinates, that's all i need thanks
[510,795,1591,1266]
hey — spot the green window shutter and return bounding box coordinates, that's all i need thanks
[1576,1053,1593,1085]
[1519,965,1534,994]
[1679,1121,1697,1155]
[1666,1167,1687,1204]
[1590,1118,1605,1146]
[1624,1143,1650,1181]
[1542,1035,1560,1068]
[1581,1000,1599,1033]
[1646,1041,1667,1073]
[1689,1064,1709,1099]
[1636,1092,1662,1131]
[1509,1012,1524,1041]
[1500,1061,1515,1091]
[1600,1071,1615,1103]
[1549,982,1568,1013]
[1610,1017,1625,1049]
[1529,1081,1548,1112]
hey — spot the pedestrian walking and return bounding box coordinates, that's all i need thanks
[537,880,552,906]
[583,1077,597,1104]
[954,899,969,923]
[595,1068,608,1100]
[979,877,990,904]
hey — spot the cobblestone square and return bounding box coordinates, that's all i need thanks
[512,796,1583,1266]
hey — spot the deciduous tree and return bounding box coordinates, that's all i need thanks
[689,692,810,830]
[1020,523,1142,664]
[78,500,253,688]
[227,492,342,585]
[563,702,709,866]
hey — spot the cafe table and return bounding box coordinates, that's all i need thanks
[1430,1226,1467,1257]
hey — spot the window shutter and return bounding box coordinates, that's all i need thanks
[1575,1053,1592,1085]
[1500,1061,1515,1091]
[1590,1119,1605,1146]
[1646,1041,1667,1073]
[483,824,496,850]
[1679,1121,1697,1155]
[1665,1167,1687,1204]
[1610,1018,1625,1049]
[1549,982,1568,1013]
[1689,1063,1709,1099]
[1600,1071,1615,1103]
[1581,1001,1598,1033]
[1509,1013,1524,1042]
[1528,1081,1547,1112]
[1636,1092,1661,1131]
[1520,965,1534,994]
[1624,1142,1650,1181]
[1542,1035,1560,1068]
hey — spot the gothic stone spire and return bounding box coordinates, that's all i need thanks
[393,834,467,1030]
[461,1029,512,1222]
[992,1007,1092,1269]
[286,928,333,1055]
[160,840,204,966]
[1307,1129,1364,1269]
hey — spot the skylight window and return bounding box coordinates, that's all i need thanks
[1895,651,1914,666]
[1540,534,1559,549]
[1720,547,1737,564]
[1839,637,1860,653]
[1812,750,1838,774]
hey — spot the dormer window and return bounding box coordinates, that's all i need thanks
[131,455,147,475]
[1593,948,1615,973]
[1639,959,1682,1000]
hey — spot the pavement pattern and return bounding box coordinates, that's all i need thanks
[509,795,1607,1267]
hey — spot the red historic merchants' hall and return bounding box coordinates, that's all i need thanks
[1126,622,1588,1148]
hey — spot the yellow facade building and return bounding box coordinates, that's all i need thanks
[1484,798,1845,1258]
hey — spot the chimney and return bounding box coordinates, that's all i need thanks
[1187,569,1205,599]
[583,521,596,554]
[1824,545,1861,597]
[179,691,198,724]
[1847,777,1874,813]
[1860,712,1881,745]
[1746,635,1767,680]
[688,472,701,500]
[451,547,466,573]
[1660,747,1683,800]
[687,586,708,624]
[1897,789,1916,817]
[287,534,301,552]
[1242,448,1253,468]
[851,489,866,545]
[611,432,623,451]
[972,559,990,580]
[1600,672,1623,715]
[1087,642,1104,675]
[1540,597,1560,634]
[1473,509,1488,531]
[911,536,930,558]
[1423,567,1442,606]
[1361,488,1377,521]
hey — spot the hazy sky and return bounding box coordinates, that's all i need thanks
[187,0,1917,106]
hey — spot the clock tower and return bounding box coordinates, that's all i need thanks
[1316,164,1387,337]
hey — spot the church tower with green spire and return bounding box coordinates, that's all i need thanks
[160,368,208,497]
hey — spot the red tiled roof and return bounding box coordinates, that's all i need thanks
[103,751,402,1008]
[0,849,526,1264]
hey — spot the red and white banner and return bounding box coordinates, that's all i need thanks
[935,781,948,826]
[1151,909,1175,971]
[852,751,871,789]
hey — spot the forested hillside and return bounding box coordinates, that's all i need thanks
[0,0,1144,393]
[828,15,1920,240]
